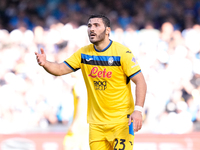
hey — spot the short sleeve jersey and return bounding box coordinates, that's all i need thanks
[64,40,141,124]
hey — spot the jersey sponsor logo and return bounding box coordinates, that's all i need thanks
[94,81,107,90]
[88,67,112,78]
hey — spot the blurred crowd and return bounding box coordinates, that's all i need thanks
[0,0,200,135]
[1,0,200,31]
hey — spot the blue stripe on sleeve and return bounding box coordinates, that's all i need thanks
[129,70,141,79]
[64,61,75,71]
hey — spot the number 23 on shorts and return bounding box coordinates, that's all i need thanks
[113,122,134,150]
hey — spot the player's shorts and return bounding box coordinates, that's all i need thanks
[89,122,134,150]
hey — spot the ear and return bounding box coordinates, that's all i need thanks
[106,27,111,35]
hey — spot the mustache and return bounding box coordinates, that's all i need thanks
[90,32,96,36]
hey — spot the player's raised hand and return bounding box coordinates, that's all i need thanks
[128,111,143,132]
[35,48,46,66]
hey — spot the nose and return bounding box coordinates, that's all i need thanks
[89,25,95,31]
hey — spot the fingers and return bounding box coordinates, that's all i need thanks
[36,57,41,65]
[133,120,142,132]
[133,121,138,132]
[128,117,132,125]
[40,48,45,54]
[130,112,143,132]
[35,52,43,66]
[35,48,46,66]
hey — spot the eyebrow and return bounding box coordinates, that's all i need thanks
[87,22,100,26]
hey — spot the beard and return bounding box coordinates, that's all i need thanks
[89,28,106,45]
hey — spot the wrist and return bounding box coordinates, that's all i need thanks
[134,105,143,113]
[42,60,47,67]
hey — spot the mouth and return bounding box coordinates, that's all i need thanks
[90,33,96,38]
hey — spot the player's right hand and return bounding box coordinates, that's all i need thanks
[35,48,46,66]
[128,111,143,132]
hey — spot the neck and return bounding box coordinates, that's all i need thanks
[94,38,110,51]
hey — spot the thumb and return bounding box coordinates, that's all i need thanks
[40,48,45,54]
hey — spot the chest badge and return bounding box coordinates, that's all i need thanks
[108,57,114,66]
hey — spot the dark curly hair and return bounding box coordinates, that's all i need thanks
[88,14,111,27]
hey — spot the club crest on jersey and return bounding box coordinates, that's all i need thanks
[108,57,114,66]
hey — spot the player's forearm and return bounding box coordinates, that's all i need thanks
[43,60,64,76]
[134,79,147,107]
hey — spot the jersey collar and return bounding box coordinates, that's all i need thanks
[94,40,112,52]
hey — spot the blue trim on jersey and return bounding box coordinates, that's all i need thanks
[81,54,120,62]
[64,61,75,71]
[129,70,141,79]
[94,40,112,52]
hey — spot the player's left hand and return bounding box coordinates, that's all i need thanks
[128,111,143,132]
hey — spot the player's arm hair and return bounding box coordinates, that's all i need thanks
[43,61,73,76]
[131,72,147,107]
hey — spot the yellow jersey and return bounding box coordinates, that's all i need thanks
[64,40,141,124]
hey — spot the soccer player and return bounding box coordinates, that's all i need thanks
[35,14,147,150]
